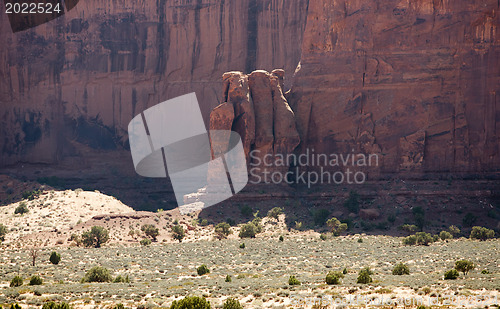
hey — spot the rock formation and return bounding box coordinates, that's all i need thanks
[210,70,300,178]
[0,0,309,166]
[287,0,500,175]
[1,0,499,179]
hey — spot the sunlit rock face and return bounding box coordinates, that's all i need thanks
[0,0,309,166]
[210,70,300,179]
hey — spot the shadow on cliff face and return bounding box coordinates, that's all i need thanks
[196,181,500,237]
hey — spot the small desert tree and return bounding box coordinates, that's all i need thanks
[49,251,61,265]
[10,275,23,287]
[400,224,418,234]
[30,248,39,266]
[357,267,373,284]
[14,202,29,215]
[214,222,232,239]
[169,296,211,309]
[141,224,159,241]
[455,260,474,275]
[415,232,434,245]
[326,217,347,236]
[470,226,495,241]
[448,225,461,237]
[222,298,242,309]
[444,269,459,280]
[81,266,112,283]
[325,271,344,285]
[82,226,109,248]
[267,207,283,220]
[392,262,410,275]
[171,224,185,242]
[439,231,453,240]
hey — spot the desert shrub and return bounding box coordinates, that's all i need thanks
[171,224,185,242]
[239,243,245,249]
[344,191,360,214]
[439,231,453,241]
[239,223,257,238]
[470,226,495,240]
[462,212,477,227]
[225,218,235,226]
[113,304,125,309]
[225,275,232,282]
[357,238,363,243]
[113,275,130,283]
[214,222,232,239]
[444,269,459,280]
[42,302,71,309]
[326,217,347,236]
[455,260,474,275]
[415,232,433,245]
[412,206,426,230]
[314,209,330,226]
[14,202,29,215]
[319,233,327,241]
[222,298,242,309]
[325,271,344,285]
[81,266,112,283]
[69,233,82,246]
[403,235,417,245]
[279,235,284,242]
[251,217,263,233]
[10,276,23,287]
[81,226,109,248]
[392,262,410,275]
[9,304,21,309]
[357,267,373,284]
[50,251,61,265]
[141,224,159,241]
[400,224,418,234]
[240,205,253,217]
[197,264,210,276]
[140,238,152,246]
[199,219,209,226]
[22,189,40,201]
[0,223,7,242]
[267,207,283,219]
[288,275,301,285]
[481,269,489,274]
[448,225,461,237]
[343,267,348,274]
[169,296,211,309]
[29,275,43,285]
[432,234,440,242]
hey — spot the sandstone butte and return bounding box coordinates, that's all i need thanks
[0,0,498,178]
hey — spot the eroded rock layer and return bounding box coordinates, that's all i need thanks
[0,0,309,166]
[288,0,500,175]
[210,70,300,177]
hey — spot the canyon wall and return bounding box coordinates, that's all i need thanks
[1,0,499,178]
[0,0,309,166]
[288,0,499,175]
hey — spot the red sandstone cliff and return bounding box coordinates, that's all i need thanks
[0,0,308,166]
[1,0,499,177]
[288,0,499,174]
